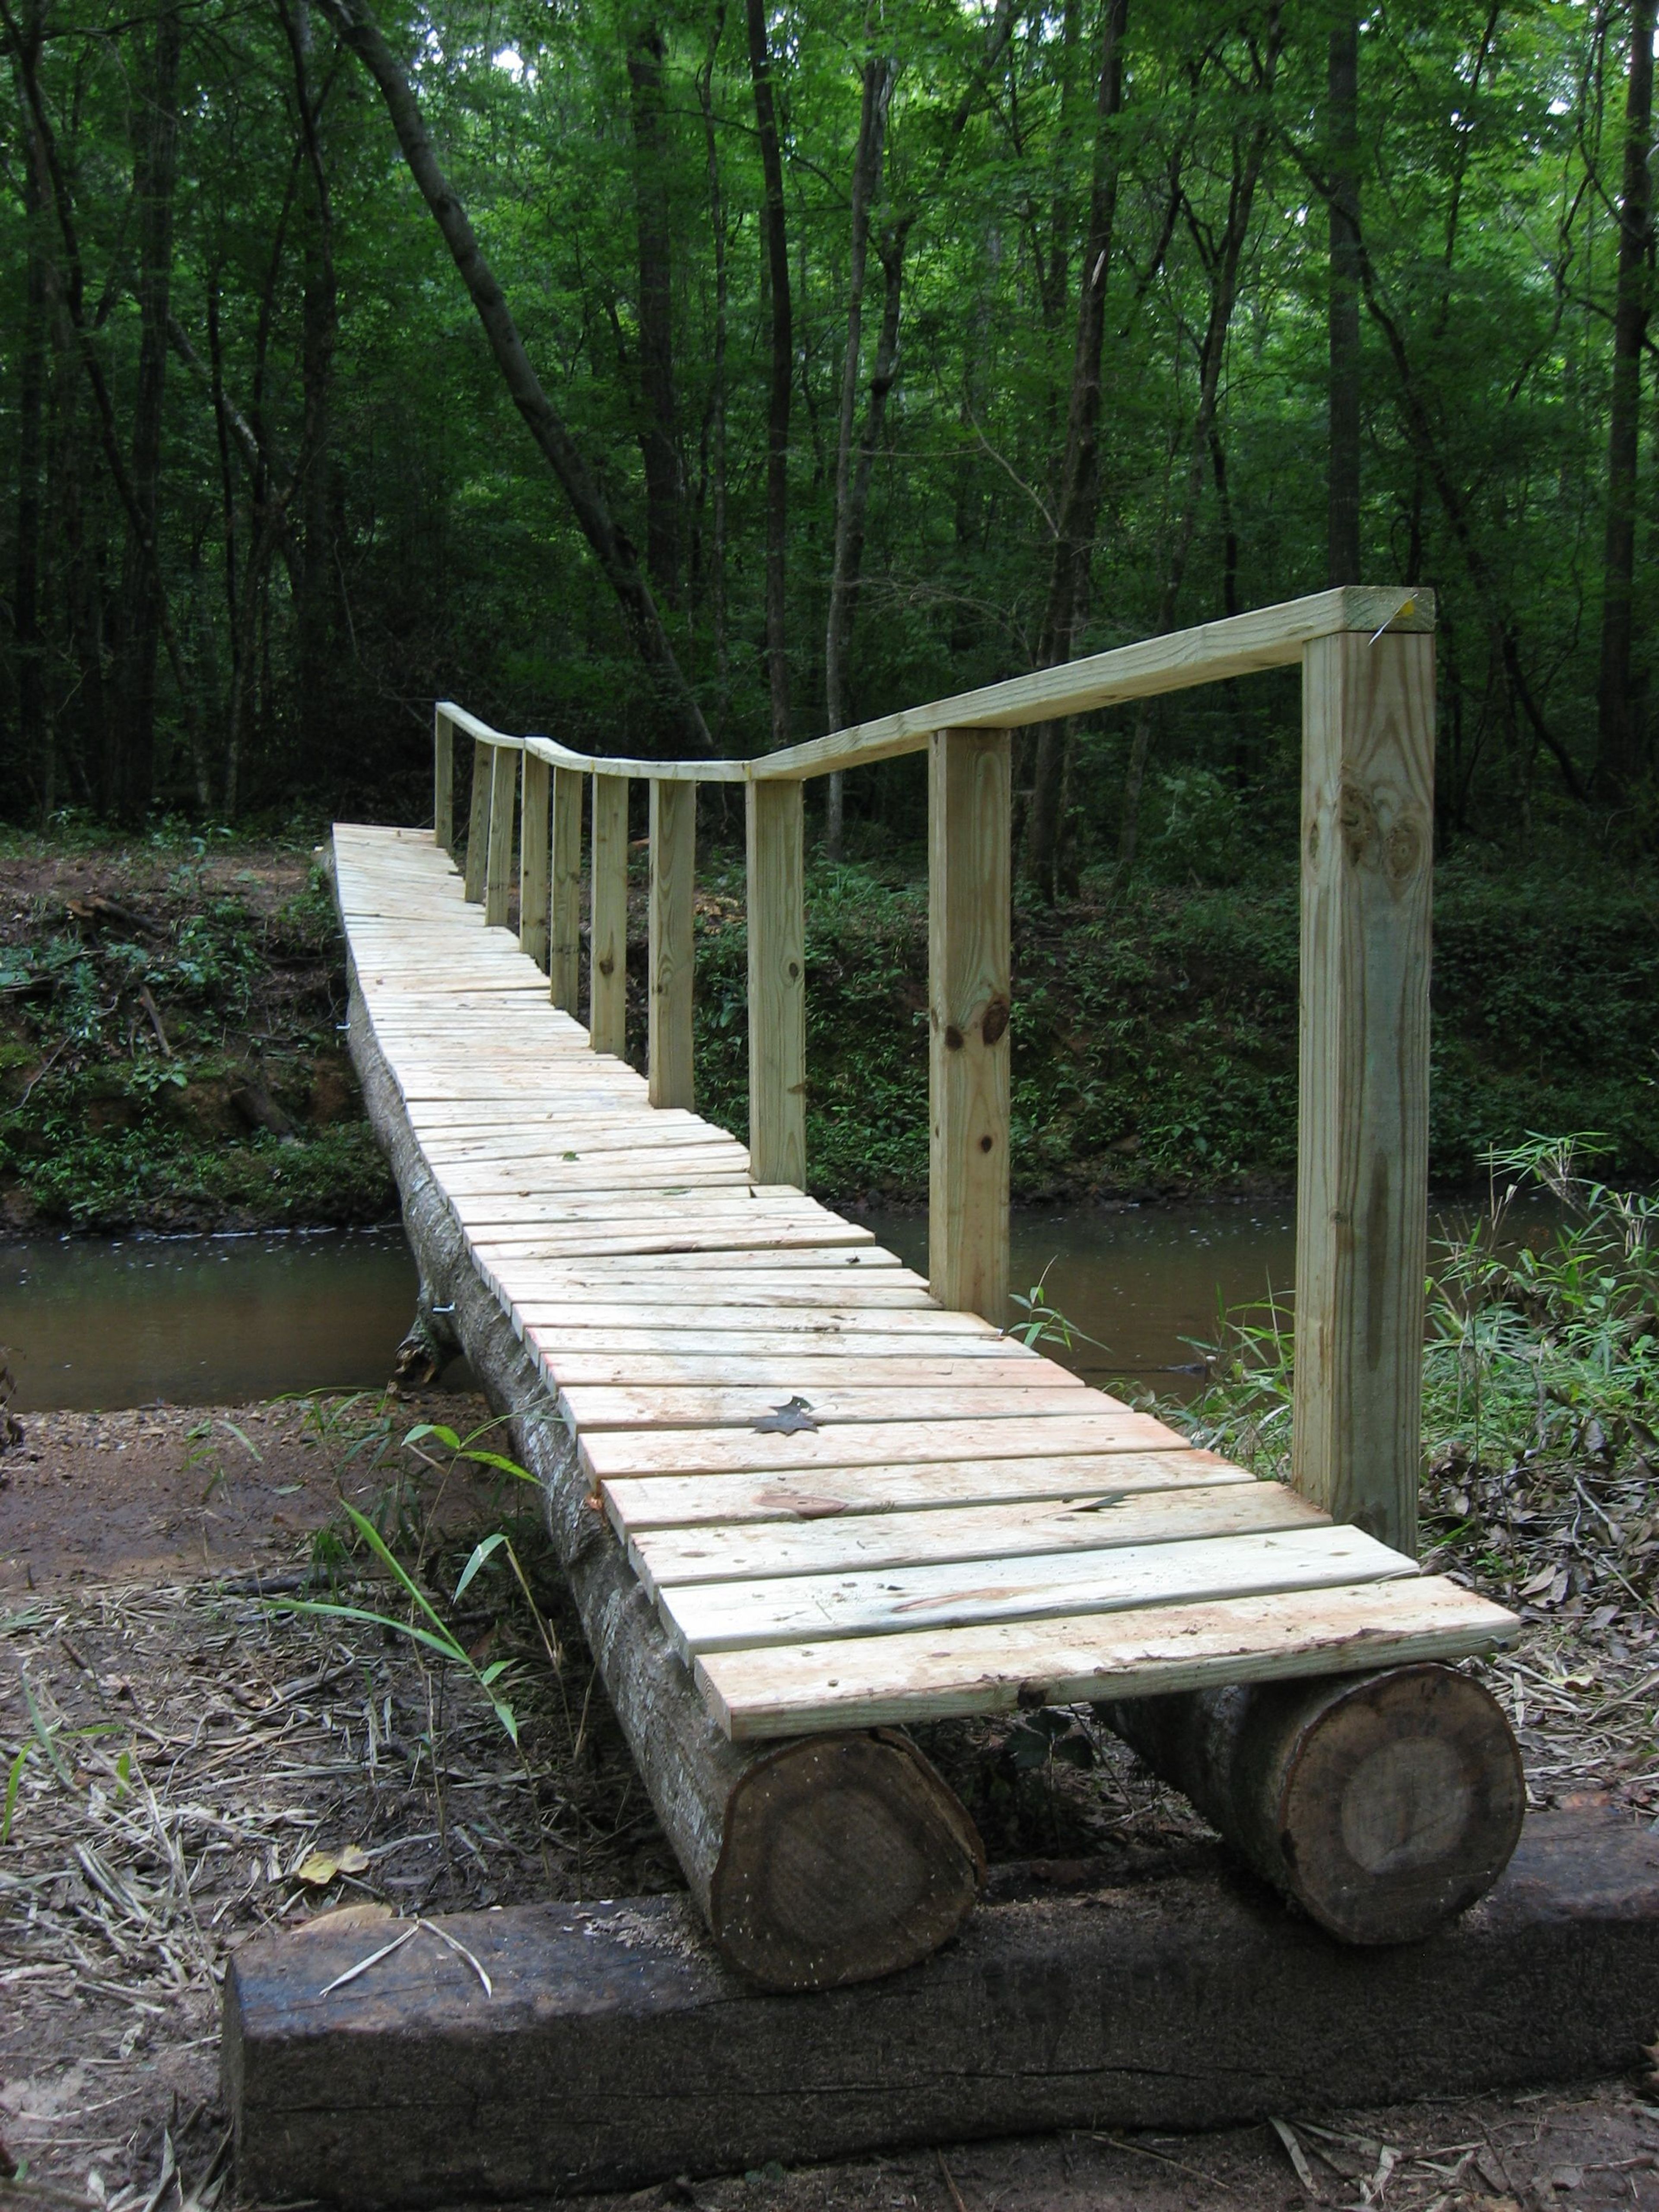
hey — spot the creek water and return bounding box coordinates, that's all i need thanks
[1,1229,419,1413]
[1,1202,1300,1414]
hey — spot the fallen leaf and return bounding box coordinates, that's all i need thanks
[295,1843,369,1885]
[1268,2118,1322,2199]
[753,1396,818,1435]
[297,1902,394,1936]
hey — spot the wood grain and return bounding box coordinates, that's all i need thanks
[550,765,584,1012]
[1294,629,1435,1554]
[518,749,550,971]
[485,740,518,930]
[648,779,696,1109]
[590,773,629,1058]
[746,778,806,1186]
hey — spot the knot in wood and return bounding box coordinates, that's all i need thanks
[944,1024,965,1052]
[597,954,615,978]
[1338,780,1377,866]
[1383,813,1424,883]
[980,996,1011,1047]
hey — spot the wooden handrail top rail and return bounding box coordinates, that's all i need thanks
[439,583,1431,785]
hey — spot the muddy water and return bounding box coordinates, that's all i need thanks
[859,1201,1297,1390]
[0,1230,419,1412]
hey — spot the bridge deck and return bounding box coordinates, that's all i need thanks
[336,824,1516,1742]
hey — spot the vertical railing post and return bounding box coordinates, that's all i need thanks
[928,727,1011,1322]
[1293,626,1435,1556]
[590,773,629,1056]
[434,708,454,857]
[519,749,550,969]
[484,742,517,928]
[463,739,492,903]
[549,766,584,1012]
[746,778,805,1185]
[648,778,696,1109]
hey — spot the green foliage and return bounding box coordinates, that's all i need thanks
[694,858,1657,1204]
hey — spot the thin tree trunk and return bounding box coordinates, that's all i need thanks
[1116,22,1281,880]
[747,0,792,745]
[13,0,48,801]
[111,0,182,823]
[628,17,682,607]
[696,11,730,723]
[1327,13,1361,586]
[280,0,342,791]
[1025,0,1129,898]
[313,0,712,753]
[824,48,895,856]
[1596,0,1656,795]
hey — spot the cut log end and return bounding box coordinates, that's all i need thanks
[1102,1662,1525,1946]
[710,1730,985,1990]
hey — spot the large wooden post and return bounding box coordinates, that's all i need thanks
[590,774,629,1057]
[550,766,584,1013]
[746,779,805,1185]
[1294,627,1436,1554]
[462,741,492,903]
[928,728,1011,1322]
[484,744,518,929]
[519,752,550,971]
[648,779,696,1109]
[434,709,454,858]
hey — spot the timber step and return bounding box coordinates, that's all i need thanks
[334,822,1517,1744]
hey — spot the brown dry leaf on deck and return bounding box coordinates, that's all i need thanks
[296,1902,394,1937]
[294,1844,370,1885]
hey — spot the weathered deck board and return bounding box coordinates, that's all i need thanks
[334,822,1519,1742]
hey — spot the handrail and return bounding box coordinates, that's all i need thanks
[436,584,1429,788]
[428,581,1438,1557]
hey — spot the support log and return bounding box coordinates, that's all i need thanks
[343,967,983,1989]
[1100,1661,1524,1945]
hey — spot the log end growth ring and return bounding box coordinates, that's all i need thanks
[710,1730,985,1990]
[1268,1662,1526,1945]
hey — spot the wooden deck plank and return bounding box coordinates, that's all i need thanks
[599,1448,1247,1532]
[578,1408,1182,1480]
[628,1480,1329,1594]
[658,1524,1415,1656]
[559,1384,1092,1430]
[696,1578,1519,1738]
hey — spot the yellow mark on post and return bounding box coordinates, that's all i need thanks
[1370,594,1417,645]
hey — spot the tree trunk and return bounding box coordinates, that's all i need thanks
[1025,0,1129,899]
[340,960,984,1990]
[13,5,48,804]
[824,48,896,857]
[280,0,342,791]
[628,17,682,608]
[1114,25,1280,881]
[696,14,730,724]
[1327,12,1361,587]
[313,0,712,753]
[1596,0,1656,796]
[747,0,792,746]
[111,0,183,823]
[1100,1664,1524,1945]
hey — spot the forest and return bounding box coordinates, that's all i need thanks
[3,0,1659,880]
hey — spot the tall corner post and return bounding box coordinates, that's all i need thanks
[434,709,454,857]
[746,778,805,1186]
[519,751,550,971]
[589,774,629,1057]
[648,779,696,1110]
[1294,625,1436,1557]
[928,727,1011,1322]
[462,739,492,903]
[549,767,584,1013]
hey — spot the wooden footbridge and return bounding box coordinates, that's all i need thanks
[334,586,1522,1991]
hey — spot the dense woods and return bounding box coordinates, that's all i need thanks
[2,0,1659,875]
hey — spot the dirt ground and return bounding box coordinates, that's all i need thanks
[3,1399,1658,2212]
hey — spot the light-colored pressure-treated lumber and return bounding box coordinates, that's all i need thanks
[485,741,518,930]
[463,741,492,902]
[928,729,1011,1322]
[1293,628,1435,1555]
[519,750,550,970]
[648,779,696,1110]
[550,765,584,1011]
[746,779,806,1186]
[590,774,629,1057]
[433,709,454,855]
